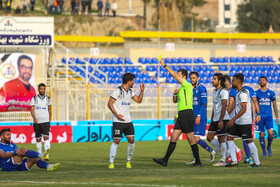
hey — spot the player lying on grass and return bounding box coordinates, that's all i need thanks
[0,128,60,172]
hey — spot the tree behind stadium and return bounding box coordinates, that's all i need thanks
[237,0,280,32]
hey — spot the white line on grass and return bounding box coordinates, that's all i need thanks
[0,180,192,187]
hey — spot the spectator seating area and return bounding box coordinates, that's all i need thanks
[61,56,280,84]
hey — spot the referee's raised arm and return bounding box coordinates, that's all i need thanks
[160,59,183,85]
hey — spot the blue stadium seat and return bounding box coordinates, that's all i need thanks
[236,57,242,63]
[178,57,184,64]
[201,65,207,71]
[62,58,67,64]
[76,58,84,64]
[125,57,133,64]
[206,65,212,70]
[151,57,158,64]
[199,77,205,83]
[138,57,144,63]
[210,57,216,63]
[242,57,249,63]
[164,57,171,64]
[248,56,255,63]
[197,57,205,63]
[261,56,267,62]
[229,70,236,76]
[143,77,152,84]
[88,66,93,73]
[103,57,110,64]
[206,77,212,83]
[146,66,152,71]
[184,57,192,63]
[69,57,75,64]
[83,57,89,62]
[89,57,97,64]
[244,65,250,70]
[230,57,236,63]
[219,65,228,71]
[270,76,276,83]
[269,65,275,70]
[110,58,117,64]
[255,57,261,62]
[216,57,224,63]
[171,57,178,64]
[223,57,229,63]
[145,57,152,64]
[151,77,157,84]
[192,58,199,63]
[267,56,275,62]
[249,70,255,76]
[117,57,124,64]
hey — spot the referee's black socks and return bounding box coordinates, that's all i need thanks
[163,142,176,162]
[191,143,201,164]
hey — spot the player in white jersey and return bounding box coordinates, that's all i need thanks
[107,73,144,169]
[224,75,244,164]
[226,73,261,167]
[207,73,229,166]
[30,83,52,161]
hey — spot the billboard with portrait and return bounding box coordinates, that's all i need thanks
[0,53,36,112]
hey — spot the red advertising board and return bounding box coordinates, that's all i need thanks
[0,126,72,144]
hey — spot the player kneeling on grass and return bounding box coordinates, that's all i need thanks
[107,73,145,169]
[0,128,60,172]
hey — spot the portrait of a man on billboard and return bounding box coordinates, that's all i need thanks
[0,53,36,112]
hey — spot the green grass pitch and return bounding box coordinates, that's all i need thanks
[1,139,280,187]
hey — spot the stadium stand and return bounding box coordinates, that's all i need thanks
[60,55,279,85]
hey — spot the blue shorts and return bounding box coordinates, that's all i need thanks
[256,115,273,132]
[194,118,207,136]
[1,158,30,172]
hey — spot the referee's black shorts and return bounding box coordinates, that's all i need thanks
[174,109,195,133]
[33,122,50,139]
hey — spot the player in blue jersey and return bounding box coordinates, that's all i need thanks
[255,76,279,157]
[0,128,60,172]
[186,72,218,164]
[227,75,261,164]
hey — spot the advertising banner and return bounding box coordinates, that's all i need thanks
[0,53,36,112]
[0,17,54,48]
[0,125,72,144]
[73,120,170,142]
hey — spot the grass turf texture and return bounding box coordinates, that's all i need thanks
[1,139,280,187]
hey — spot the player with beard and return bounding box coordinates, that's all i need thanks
[31,83,52,161]
[226,75,261,164]
[186,71,217,165]
[207,73,230,166]
[108,73,145,169]
[0,55,36,111]
[0,128,60,172]
[255,76,279,157]
[226,73,261,167]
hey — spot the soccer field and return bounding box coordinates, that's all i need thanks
[1,139,280,187]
